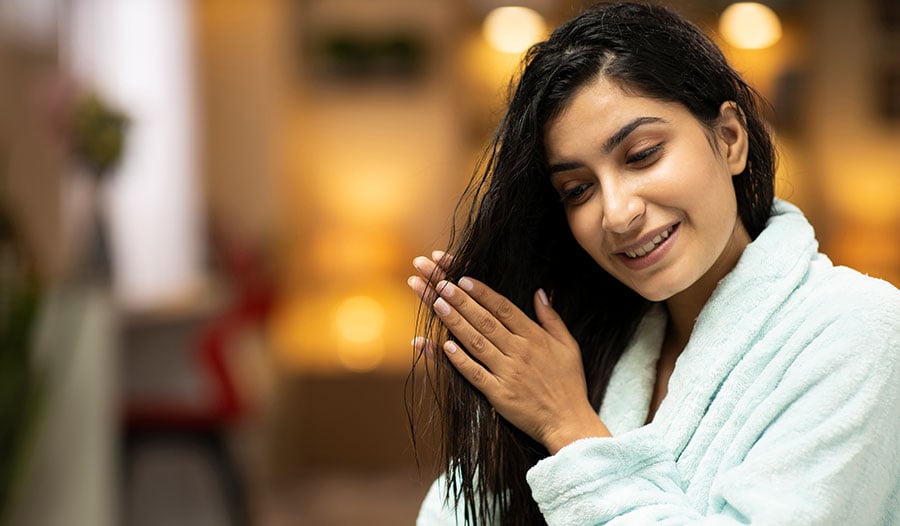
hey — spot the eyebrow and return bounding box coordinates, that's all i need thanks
[548,116,667,174]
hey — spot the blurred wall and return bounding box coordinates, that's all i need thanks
[0,24,64,281]
[802,0,900,283]
[197,0,284,245]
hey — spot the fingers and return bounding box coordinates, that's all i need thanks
[408,251,454,307]
[412,336,438,360]
[533,288,578,346]
[441,340,498,393]
[413,255,447,286]
[431,284,506,364]
[431,250,453,270]
[411,337,491,394]
[411,319,496,389]
[407,275,438,306]
[439,277,537,339]
[410,268,565,346]
[408,259,573,371]
[408,261,509,374]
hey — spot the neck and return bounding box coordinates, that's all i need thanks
[664,219,752,352]
[663,295,701,352]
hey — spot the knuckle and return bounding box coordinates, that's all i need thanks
[517,347,532,365]
[468,366,487,386]
[494,298,515,320]
[509,335,531,361]
[500,381,521,404]
[441,309,461,328]
[475,313,498,334]
[468,334,488,354]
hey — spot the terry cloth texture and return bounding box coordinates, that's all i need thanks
[417,200,900,525]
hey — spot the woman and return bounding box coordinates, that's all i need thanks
[407,2,900,524]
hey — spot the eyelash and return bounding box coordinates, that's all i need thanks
[626,143,663,165]
[559,183,592,204]
[557,143,664,205]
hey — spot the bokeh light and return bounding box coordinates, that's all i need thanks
[334,295,385,343]
[482,6,547,54]
[719,2,782,50]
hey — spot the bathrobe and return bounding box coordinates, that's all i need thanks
[418,200,900,525]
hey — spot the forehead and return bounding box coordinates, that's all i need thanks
[544,77,689,156]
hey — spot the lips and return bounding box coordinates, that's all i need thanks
[623,224,677,259]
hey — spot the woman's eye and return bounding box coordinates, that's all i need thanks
[626,144,663,165]
[559,183,592,205]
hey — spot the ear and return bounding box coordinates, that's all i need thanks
[716,101,749,176]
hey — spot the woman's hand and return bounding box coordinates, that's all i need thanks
[408,253,611,454]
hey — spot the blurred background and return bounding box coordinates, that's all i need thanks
[1,0,898,524]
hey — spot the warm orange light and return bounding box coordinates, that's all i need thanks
[336,339,385,372]
[824,165,900,225]
[334,295,385,344]
[268,284,418,373]
[306,228,400,277]
[334,295,386,372]
[483,6,547,54]
[300,150,421,227]
[719,2,782,50]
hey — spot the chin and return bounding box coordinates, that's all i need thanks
[636,290,675,302]
[626,280,684,303]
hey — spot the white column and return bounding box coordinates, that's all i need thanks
[63,0,203,310]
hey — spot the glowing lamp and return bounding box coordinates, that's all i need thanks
[334,295,386,372]
[483,6,547,54]
[335,295,385,343]
[719,2,783,50]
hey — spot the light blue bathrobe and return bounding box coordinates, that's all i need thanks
[418,200,900,525]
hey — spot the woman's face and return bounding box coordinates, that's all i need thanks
[544,77,750,304]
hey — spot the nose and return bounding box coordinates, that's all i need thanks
[600,183,645,234]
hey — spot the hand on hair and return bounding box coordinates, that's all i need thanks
[408,253,611,454]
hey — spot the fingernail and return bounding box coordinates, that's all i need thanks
[436,280,454,298]
[458,277,474,291]
[412,337,435,359]
[537,288,549,306]
[444,341,458,354]
[407,276,423,293]
[413,256,430,271]
[432,250,446,261]
[433,297,451,316]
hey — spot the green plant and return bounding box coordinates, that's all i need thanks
[0,89,127,525]
[0,176,44,526]
[71,93,129,178]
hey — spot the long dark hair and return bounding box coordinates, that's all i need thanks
[409,3,776,524]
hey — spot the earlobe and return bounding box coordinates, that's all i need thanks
[717,101,749,176]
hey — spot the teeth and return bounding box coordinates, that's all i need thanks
[624,226,674,259]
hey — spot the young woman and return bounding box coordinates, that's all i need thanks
[407,2,900,524]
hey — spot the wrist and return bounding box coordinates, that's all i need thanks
[542,411,611,455]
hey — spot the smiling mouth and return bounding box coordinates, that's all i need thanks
[623,225,677,259]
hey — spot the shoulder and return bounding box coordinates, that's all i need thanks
[780,261,900,388]
[755,265,900,446]
[797,257,900,341]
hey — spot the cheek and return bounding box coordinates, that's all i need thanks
[566,210,609,262]
[565,211,592,250]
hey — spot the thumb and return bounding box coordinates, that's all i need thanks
[534,288,576,345]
